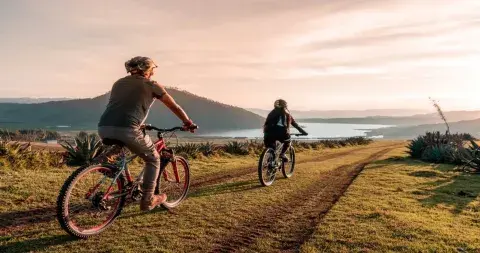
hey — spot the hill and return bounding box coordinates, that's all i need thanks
[0,88,264,133]
[247,108,430,118]
[300,111,480,126]
[367,118,480,139]
[0,98,71,103]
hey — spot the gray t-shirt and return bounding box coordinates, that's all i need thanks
[98,75,167,128]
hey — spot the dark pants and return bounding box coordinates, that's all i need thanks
[264,130,291,154]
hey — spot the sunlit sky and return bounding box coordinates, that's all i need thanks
[1,0,480,110]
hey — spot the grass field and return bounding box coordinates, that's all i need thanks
[1,140,479,252]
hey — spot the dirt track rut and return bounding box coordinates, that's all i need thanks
[191,143,400,189]
[0,144,400,236]
[210,146,397,253]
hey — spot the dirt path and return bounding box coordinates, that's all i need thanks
[210,147,396,253]
[0,144,400,236]
[190,143,401,189]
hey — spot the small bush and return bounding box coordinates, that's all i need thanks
[175,143,200,158]
[407,136,427,159]
[198,142,217,157]
[247,140,264,155]
[224,141,249,155]
[407,131,472,165]
[0,129,60,142]
[457,140,480,172]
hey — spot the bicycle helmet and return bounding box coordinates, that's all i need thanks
[274,99,287,109]
[125,56,158,74]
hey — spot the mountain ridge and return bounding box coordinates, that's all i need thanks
[246,108,432,118]
[0,88,264,133]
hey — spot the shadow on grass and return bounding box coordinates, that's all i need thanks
[0,206,57,230]
[370,156,480,214]
[118,179,262,220]
[0,234,76,253]
[420,174,480,214]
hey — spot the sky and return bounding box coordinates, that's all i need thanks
[1,0,479,110]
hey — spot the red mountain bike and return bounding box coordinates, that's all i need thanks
[56,124,196,238]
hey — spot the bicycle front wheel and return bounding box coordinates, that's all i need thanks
[282,146,296,178]
[160,156,190,209]
[56,164,126,239]
[258,148,276,186]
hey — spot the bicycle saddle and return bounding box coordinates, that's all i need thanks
[102,138,125,147]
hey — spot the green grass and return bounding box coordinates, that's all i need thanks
[301,148,480,253]
[5,140,477,252]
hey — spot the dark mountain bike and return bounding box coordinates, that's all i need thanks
[56,124,197,238]
[258,133,306,186]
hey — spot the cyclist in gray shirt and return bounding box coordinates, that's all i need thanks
[98,56,197,211]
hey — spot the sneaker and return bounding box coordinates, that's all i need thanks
[280,154,289,162]
[140,193,167,211]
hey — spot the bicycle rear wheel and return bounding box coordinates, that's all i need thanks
[258,148,276,186]
[281,146,296,178]
[56,164,126,239]
[159,156,190,208]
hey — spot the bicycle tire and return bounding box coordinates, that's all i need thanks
[258,148,276,186]
[281,146,296,178]
[161,156,191,209]
[56,164,126,239]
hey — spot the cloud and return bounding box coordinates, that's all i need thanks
[0,0,480,110]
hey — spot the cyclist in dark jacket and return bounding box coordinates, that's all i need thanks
[263,99,308,161]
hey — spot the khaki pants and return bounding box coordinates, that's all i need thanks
[98,126,160,195]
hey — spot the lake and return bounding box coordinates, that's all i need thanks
[199,123,391,139]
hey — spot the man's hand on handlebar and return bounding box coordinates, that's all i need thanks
[182,120,198,133]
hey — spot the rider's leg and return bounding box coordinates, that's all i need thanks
[98,126,166,211]
[280,134,291,162]
[263,134,276,150]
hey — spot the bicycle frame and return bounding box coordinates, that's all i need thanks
[96,132,179,202]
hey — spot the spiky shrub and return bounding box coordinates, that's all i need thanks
[420,144,457,164]
[198,142,217,157]
[60,133,105,166]
[407,131,473,164]
[457,140,480,172]
[321,140,337,149]
[0,140,35,169]
[308,141,320,149]
[175,143,200,158]
[246,140,264,154]
[407,136,427,159]
[345,137,373,146]
[223,141,249,155]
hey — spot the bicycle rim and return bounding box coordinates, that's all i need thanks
[57,165,125,238]
[258,149,276,186]
[161,156,190,208]
[282,146,296,178]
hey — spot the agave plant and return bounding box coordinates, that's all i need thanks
[457,140,480,172]
[420,144,456,164]
[198,142,217,156]
[407,136,427,159]
[60,133,105,166]
[223,141,249,155]
[175,143,200,158]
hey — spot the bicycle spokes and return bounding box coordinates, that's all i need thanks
[66,167,123,234]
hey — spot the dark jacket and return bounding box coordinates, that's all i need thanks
[263,108,302,135]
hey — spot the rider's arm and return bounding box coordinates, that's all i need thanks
[160,93,191,124]
[291,116,308,135]
[148,81,192,124]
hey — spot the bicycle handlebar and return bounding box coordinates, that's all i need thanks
[143,124,198,133]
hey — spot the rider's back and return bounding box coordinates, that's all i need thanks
[98,75,165,128]
[264,108,292,134]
